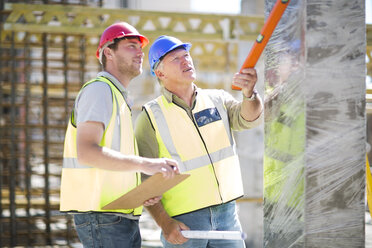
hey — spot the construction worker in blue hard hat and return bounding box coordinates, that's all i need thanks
[135,35,263,248]
[60,23,179,248]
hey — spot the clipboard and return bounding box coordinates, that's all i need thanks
[102,173,190,210]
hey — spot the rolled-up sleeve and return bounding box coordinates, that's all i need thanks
[220,90,263,131]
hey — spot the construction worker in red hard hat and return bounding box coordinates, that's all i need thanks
[135,35,263,247]
[59,23,179,247]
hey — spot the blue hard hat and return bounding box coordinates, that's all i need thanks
[148,35,191,76]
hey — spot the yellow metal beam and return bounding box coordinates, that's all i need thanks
[2,3,263,41]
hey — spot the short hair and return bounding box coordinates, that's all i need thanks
[154,60,164,85]
[101,37,124,69]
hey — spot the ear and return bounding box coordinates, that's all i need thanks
[103,47,113,60]
[155,69,165,80]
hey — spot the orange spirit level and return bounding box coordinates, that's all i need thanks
[232,0,291,90]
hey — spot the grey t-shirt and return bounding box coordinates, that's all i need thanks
[75,71,131,127]
[75,81,113,128]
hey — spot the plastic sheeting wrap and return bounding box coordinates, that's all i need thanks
[263,0,365,247]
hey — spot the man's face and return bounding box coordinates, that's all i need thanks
[110,38,144,78]
[157,48,196,86]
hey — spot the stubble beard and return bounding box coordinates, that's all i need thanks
[120,63,142,80]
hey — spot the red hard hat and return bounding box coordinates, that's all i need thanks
[96,22,149,64]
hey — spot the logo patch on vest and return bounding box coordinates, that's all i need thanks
[194,108,221,127]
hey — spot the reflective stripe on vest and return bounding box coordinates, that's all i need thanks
[144,89,243,216]
[60,77,142,215]
[146,101,235,172]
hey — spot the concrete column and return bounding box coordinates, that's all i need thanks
[263,0,365,247]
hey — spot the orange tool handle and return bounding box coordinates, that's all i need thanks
[232,0,291,90]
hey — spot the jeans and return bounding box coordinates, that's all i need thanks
[73,213,141,248]
[161,201,246,248]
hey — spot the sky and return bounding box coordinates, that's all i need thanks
[191,0,241,14]
[367,0,372,24]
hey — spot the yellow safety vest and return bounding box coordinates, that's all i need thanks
[60,76,142,215]
[264,103,305,207]
[144,89,243,217]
